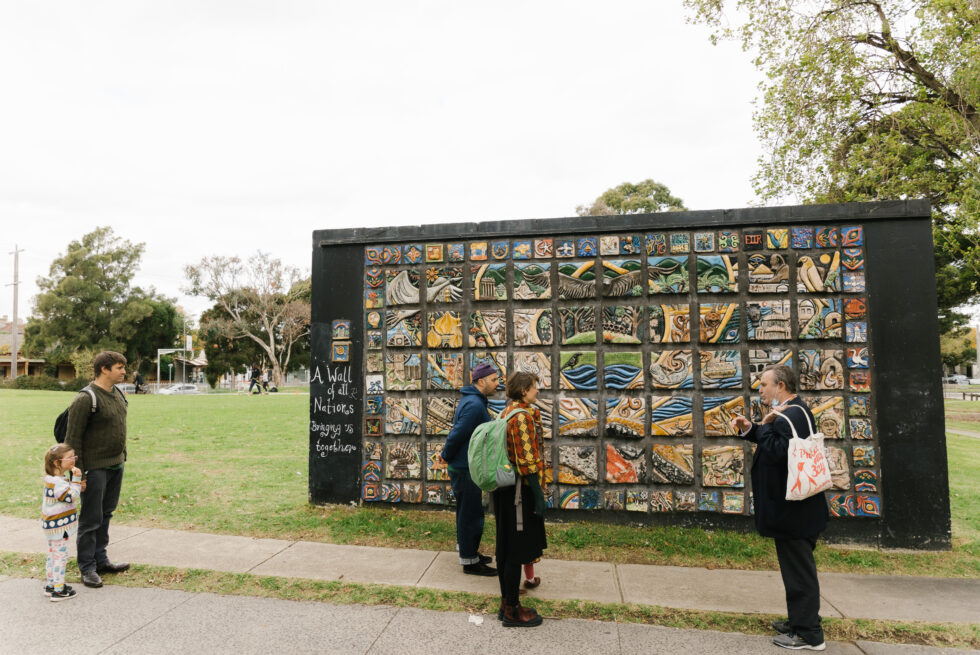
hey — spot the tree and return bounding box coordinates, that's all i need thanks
[184,252,311,388]
[940,328,977,373]
[24,227,182,373]
[684,0,980,330]
[198,298,266,388]
[576,179,687,216]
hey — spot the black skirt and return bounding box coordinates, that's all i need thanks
[492,481,547,564]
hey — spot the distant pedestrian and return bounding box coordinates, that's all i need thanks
[249,364,262,394]
[494,371,547,627]
[436,362,499,576]
[731,364,828,651]
[41,444,83,601]
[65,351,131,589]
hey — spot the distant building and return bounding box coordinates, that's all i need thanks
[0,316,47,379]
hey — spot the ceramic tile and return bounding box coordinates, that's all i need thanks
[649,350,694,389]
[842,271,866,293]
[471,263,507,301]
[696,255,738,293]
[849,418,873,440]
[722,491,745,514]
[385,352,422,390]
[602,259,644,297]
[698,491,721,512]
[645,233,668,256]
[699,349,742,389]
[699,303,741,343]
[513,308,554,346]
[606,397,646,438]
[827,446,850,489]
[426,311,463,348]
[703,396,746,436]
[649,304,691,342]
[468,310,507,347]
[364,441,383,460]
[603,305,644,343]
[384,397,422,435]
[469,242,488,261]
[599,235,620,255]
[790,227,814,249]
[385,442,422,479]
[854,469,878,493]
[648,256,689,293]
[557,306,596,345]
[366,310,383,329]
[620,235,643,255]
[747,253,791,293]
[702,446,745,487]
[385,310,422,347]
[426,485,445,504]
[365,375,384,394]
[850,370,871,393]
[649,396,695,436]
[746,300,792,340]
[366,352,383,373]
[799,349,845,390]
[846,322,867,343]
[717,230,739,253]
[650,444,695,484]
[362,482,380,501]
[331,342,350,362]
[815,226,839,248]
[366,394,384,418]
[403,244,424,264]
[842,247,864,271]
[577,237,598,257]
[559,488,580,509]
[669,233,690,254]
[402,482,423,503]
[425,397,457,436]
[365,245,402,266]
[846,346,869,369]
[379,482,401,502]
[805,396,844,438]
[848,396,870,417]
[676,490,696,511]
[558,445,597,484]
[427,353,464,390]
[365,288,384,309]
[512,240,533,260]
[606,444,646,483]
[555,239,575,258]
[841,226,863,246]
[797,298,842,339]
[365,417,382,437]
[512,352,552,388]
[427,443,449,481]
[797,252,841,292]
[490,241,509,260]
[743,230,764,250]
[425,244,444,263]
[532,396,554,437]
[693,232,715,252]
[829,493,855,517]
[426,266,463,303]
[766,228,789,249]
[559,351,598,390]
[853,444,876,466]
[366,267,385,292]
[843,297,866,320]
[557,261,598,299]
[650,490,674,512]
[748,348,792,389]
[604,352,644,390]
[385,269,422,305]
[513,262,552,299]
[362,460,381,483]
[447,243,465,262]
[854,494,880,517]
[604,490,625,510]
[366,330,383,350]
[556,397,599,437]
[626,489,649,512]
[534,238,553,258]
[750,398,771,422]
[470,352,507,390]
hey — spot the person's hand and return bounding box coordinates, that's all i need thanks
[71,467,81,478]
[731,416,752,433]
[80,480,87,491]
[762,411,778,424]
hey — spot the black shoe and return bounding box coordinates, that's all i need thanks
[81,570,103,588]
[771,620,793,635]
[97,561,130,574]
[501,603,543,627]
[49,587,77,602]
[772,633,826,651]
[479,554,493,565]
[43,584,72,597]
[462,562,498,576]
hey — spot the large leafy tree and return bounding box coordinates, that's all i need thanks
[198,298,267,388]
[685,0,980,330]
[24,227,181,373]
[576,179,687,216]
[184,252,311,388]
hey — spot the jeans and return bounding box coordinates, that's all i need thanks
[775,537,824,645]
[448,467,484,565]
[77,465,124,573]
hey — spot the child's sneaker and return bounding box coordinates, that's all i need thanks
[49,587,77,602]
[43,584,72,597]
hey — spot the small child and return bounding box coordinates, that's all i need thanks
[523,559,541,589]
[41,444,83,601]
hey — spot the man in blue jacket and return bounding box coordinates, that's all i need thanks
[438,362,499,576]
[733,364,829,651]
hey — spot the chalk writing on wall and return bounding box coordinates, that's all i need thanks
[310,363,358,457]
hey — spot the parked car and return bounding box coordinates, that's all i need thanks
[943,375,969,384]
[158,383,200,395]
[115,383,136,394]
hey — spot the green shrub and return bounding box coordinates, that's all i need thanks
[63,377,91,391]
[10,375,64,391]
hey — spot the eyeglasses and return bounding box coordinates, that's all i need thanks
[60,455,77,461]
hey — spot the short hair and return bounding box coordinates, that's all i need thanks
[762,364,796,393]
[93,351,127,377]
[505,372,539,401]
[44,444,73,476]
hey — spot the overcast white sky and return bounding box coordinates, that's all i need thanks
[0,1,764,322]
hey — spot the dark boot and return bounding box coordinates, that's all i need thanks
[501,603,543,627]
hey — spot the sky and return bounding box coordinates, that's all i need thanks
[0,1,764,323]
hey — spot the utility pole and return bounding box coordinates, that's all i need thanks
[7,245,24,380]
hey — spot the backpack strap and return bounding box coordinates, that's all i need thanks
[501,407,530,423]
[82,386,98,413]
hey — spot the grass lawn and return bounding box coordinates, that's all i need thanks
[1,390,977,578]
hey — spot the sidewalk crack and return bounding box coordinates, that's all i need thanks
[364,606,400,654]
[96,591,196,654]
[613,564,625,604]
[413,551,440,586]
[820,593,845,619]
[244,540,297,574]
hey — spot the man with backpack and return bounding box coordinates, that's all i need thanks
[731,364,829,651]
[437,362,499,576]
[64,351,131,589]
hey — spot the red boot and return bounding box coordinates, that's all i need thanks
[501,603,543,627]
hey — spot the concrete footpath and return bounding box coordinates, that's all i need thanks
[1,514,978,654]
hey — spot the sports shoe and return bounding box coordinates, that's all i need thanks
[501,603,543,627]
[773,633,826,650]
[49,587,77,602]
[478,554,493,565]
[771,620,792,635]
[43,584,72,597]
[462,562,497,576]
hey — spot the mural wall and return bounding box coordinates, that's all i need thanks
[353,226,876,518]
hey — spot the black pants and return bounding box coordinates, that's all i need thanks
[774,537,823,645]
[497,551,522,607]
[77,466,124,573]
[448,468,484,564]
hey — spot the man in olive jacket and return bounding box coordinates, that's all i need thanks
[732,364,829,651]
[65,351,131,588]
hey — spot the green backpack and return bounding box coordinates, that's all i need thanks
[467,408,529,492]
